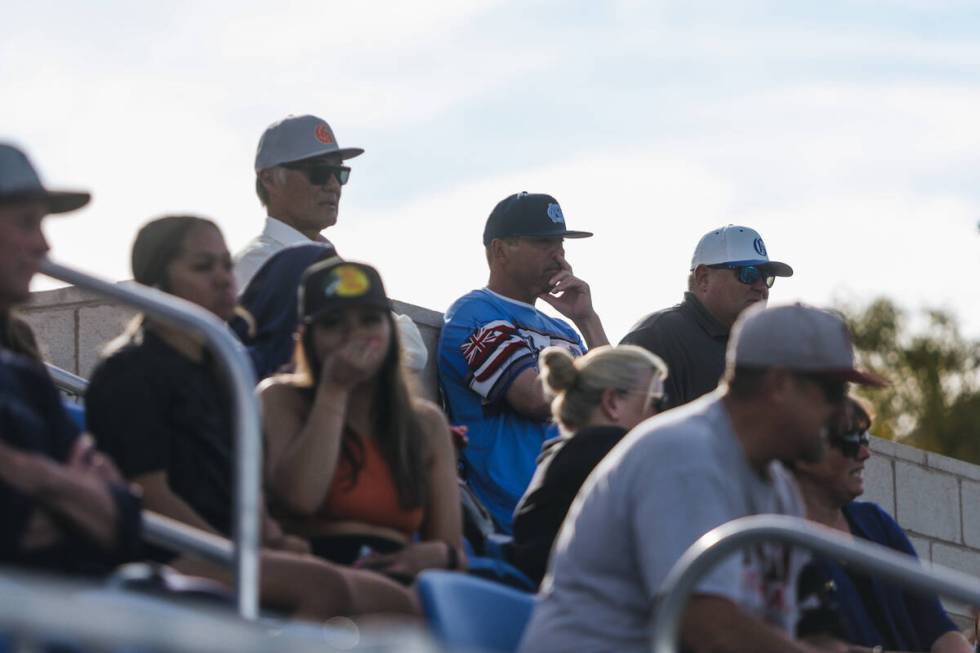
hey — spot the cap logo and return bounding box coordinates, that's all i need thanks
[546,203,565,225]
[753,238,767,257]
[314,124,335,145]
[324,265,370,298]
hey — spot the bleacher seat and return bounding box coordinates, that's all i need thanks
[416,570,535,653]
[62,400,86,432]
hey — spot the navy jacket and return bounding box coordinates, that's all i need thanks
[800,501,958,651]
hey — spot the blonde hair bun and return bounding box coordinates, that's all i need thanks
[540,346,578,394]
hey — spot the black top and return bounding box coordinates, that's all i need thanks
[0,349,142,575]
[511,425,628,586]
[620,292,729,409]
[86,329,236,536]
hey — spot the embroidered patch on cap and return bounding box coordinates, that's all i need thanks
[324,264,371,298]
[315,124,335,145]
[546,203,564,224]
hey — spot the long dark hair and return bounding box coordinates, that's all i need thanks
[295,311,429,509]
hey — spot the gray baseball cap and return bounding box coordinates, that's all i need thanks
[254,115,364,172]
[727,302,887,386]
[0,143,90,214]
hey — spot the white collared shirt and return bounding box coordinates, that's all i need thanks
[233,216,330,291]
[232,216,429,373]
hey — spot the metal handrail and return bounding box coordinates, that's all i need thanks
[41,259,262,619]
[651,514,980,653]
[143,512,234,567]
[45,362,88,395]
[0,568,436,653]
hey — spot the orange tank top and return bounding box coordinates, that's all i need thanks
[319,430,424,538]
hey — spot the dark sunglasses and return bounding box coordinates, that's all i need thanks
[620,388,670,413]
[829,429,870,459]
[708,264,775,288]
[795,373,848,405]
[282,161,351,186]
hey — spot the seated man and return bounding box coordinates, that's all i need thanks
[621,224,793,409]
[437,192,608,532]
[520,303,886,653]
[0,143,142,575]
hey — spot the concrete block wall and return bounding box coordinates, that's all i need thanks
[20,285,980,627]
[20,285,443,399]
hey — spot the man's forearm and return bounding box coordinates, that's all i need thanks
[573,312,609,349]
[682,595,842,653]
[33,460,119,550]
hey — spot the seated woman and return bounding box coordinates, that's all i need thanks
[259,259,463,582]
[511,344,667,586]
[86,215,416,620]
[794,397,972,653]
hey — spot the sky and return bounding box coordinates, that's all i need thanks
[4,0,980,344]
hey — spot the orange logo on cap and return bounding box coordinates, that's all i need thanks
[314,124,334,145]
[329,265,371,298]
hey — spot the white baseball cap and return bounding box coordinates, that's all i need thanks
[691,224,793,277]
[728,302,887,386]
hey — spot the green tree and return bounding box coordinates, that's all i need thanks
[837,297,980,464]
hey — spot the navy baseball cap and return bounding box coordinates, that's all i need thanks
[482,192,593,246]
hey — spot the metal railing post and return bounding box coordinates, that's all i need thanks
[651,514,980,653]
[40,260,261,620]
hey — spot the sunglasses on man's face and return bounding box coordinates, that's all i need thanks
[829,429,870,459]
[795,373,848,405]
[283,162,351,186]
[708,264,775,288]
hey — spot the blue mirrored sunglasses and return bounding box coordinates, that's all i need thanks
[708,264,775,288]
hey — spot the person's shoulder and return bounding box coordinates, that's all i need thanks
[444,289,502,320]
[411,398,450,433]
[621,299,689,343]
[0,349,51,392]
[846,500,898,529]
[257,375,310,414]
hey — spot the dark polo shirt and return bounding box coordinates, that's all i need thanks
[620,292,729,409]
[87,329,236,536]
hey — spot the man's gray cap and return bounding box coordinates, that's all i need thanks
[254,115,364,172]
[0,143,90,214]
[727,302,887,386]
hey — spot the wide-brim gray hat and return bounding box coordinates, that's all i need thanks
[0,143,90,214]
[728,302,887,387]
[254,115,364,172]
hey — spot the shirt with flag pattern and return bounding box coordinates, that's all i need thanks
[437,288,585,532]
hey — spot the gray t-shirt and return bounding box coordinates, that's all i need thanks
[518,393,807,653]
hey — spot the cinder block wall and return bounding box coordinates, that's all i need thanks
[22,285,980,628]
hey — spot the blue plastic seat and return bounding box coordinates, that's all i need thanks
[62,400,86,431]
[416,570,536,653]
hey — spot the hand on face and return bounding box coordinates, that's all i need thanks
[320,335,387,389]
[538,258,597,322]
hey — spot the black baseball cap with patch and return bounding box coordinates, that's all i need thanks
[482,192,593,246]
[299,260,391,325]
